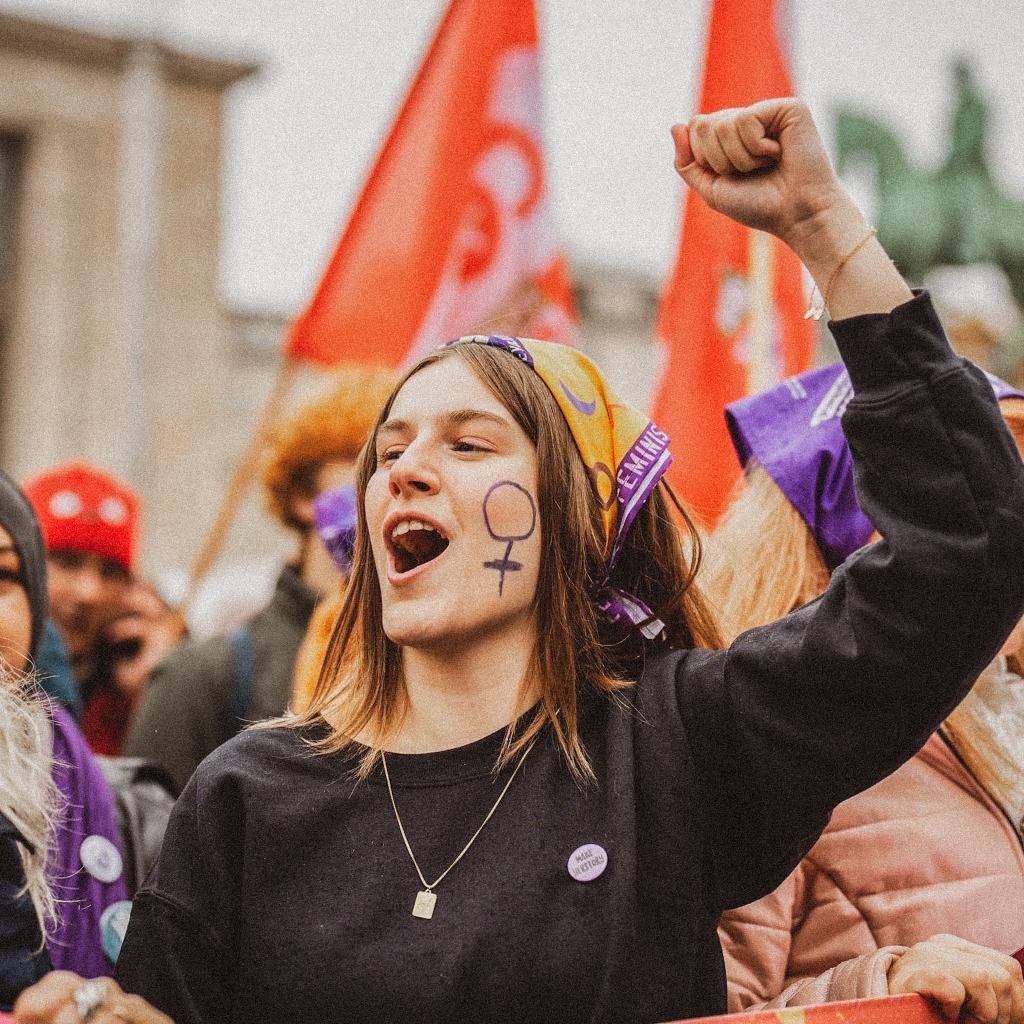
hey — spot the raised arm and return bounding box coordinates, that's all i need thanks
[671,97,911,318]
[667,100,1024,913]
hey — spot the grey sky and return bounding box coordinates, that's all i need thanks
[7,0,1024,315]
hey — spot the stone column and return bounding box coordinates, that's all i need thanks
[115,35,164,488]
[2,122,90,474]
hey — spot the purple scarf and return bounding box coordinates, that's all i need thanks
[47,703,128,977]
[726,365,1024,570]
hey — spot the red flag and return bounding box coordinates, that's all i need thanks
[651,0,814,524]
[286,0,575,369]
[674,993,943,1024]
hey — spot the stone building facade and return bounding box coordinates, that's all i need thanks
[0,11,663,597]
[0,11,257,580]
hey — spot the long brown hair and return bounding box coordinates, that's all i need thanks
[281,342,721,782]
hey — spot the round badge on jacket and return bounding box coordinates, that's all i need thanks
[100,899,133,962]
[80,834,123,884]
[567,844,608,882]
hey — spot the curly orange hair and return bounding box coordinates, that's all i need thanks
[262,365,397,532]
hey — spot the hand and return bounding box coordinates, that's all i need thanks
[672,97,913,318]
[888,934,1024,1023]
[14,972,174,1023]
[671,98,856,254]
[104,581,185,696]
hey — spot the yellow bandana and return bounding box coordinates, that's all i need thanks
[454,334,673,636]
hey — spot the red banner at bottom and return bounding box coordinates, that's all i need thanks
[672,993,943,1024]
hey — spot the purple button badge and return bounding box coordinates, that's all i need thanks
[567,844,608,882]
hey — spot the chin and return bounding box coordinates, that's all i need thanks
[382,600,534,654]
[381,601,455,649]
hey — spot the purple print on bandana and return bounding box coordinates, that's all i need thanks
[450,334,536,369]
[559,379,597,416]
[609,423,672,568]
[482,480,537,595]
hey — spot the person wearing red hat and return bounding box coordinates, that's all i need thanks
[21,462,182,754]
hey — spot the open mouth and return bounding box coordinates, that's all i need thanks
[386,518,451,576]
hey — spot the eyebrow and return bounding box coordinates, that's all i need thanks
[377,408,512,438]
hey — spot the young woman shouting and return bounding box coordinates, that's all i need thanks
[18,98,1024,1024]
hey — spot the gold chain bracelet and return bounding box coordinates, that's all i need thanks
[804,227,878,322]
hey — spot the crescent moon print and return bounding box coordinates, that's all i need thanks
[482,480,537,595]
[558,379,597,416]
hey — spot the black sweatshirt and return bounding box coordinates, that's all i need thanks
[117,294,1024,1024]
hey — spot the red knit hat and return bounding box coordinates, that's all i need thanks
[22,462,139,573]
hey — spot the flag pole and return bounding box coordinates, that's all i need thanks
[178,355,301,617]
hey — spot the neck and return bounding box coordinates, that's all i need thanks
[388,616,538,753]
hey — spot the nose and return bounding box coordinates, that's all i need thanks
[388,444,441,499]
[71,566,105,605]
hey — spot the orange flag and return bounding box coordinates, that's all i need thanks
[651,0,814,525]
[286,0,575,369]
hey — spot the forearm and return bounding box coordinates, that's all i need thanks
[670,99,913,319]
[786,191,913,320]
[689,296,1024,909]
[754,949,905,1010]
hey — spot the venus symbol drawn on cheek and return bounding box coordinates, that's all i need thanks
[482,481,537,595]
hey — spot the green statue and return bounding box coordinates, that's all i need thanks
[834,62,1024,309]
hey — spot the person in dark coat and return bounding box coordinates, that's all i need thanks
[21,463,182,755]
[0,471,129,979]
[124,368,394,793]
[0,677,57,1010]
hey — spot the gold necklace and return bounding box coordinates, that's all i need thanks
[381,736,538,920]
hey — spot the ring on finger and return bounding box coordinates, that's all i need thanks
[73,979,108,1021]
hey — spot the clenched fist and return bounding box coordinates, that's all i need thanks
[671,98,851,253]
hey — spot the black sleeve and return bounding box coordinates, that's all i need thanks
[679,292,1024,910]
[123,636,234,794]
[115,760,242,1023]
[0,821,50,1009]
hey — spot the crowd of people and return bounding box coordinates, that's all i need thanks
[3,97,1024,1024]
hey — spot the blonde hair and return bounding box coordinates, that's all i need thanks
[707,397,1024,655]
[704,461,829,643]
[263,365,397,532]
[276,343,721,783]
[945,392,1024,808]
[0,670,59,940]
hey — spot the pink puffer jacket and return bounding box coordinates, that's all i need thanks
[719,731,1024,1011]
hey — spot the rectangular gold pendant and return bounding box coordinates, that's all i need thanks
[412,890,437,920]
